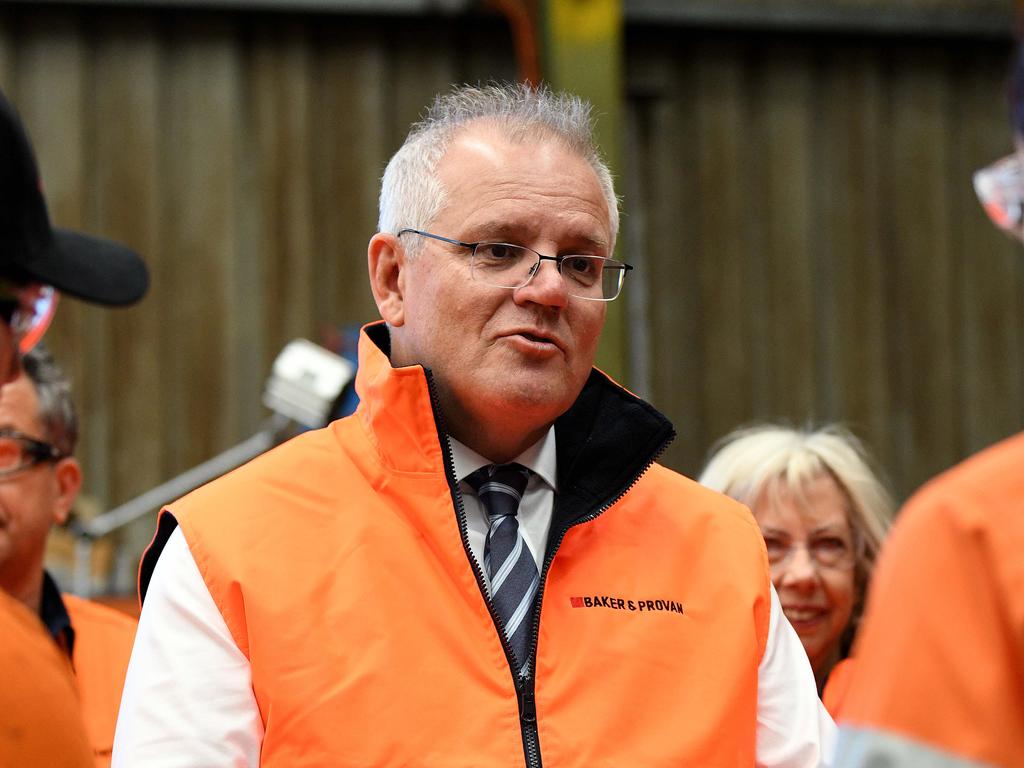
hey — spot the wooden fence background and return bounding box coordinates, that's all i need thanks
[0,3,1020,588]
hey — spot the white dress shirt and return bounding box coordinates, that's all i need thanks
[113,427,836,767]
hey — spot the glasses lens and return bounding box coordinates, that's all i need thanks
[0,435,29,474]
[766,539,855,570]
[974,154,1024,241]
[471,243,534,288]
[471,245,626,301]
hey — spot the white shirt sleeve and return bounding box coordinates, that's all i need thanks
[756,584,838,768]
[112,527,263,767]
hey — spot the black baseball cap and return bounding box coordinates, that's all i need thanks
[0,90,148,306]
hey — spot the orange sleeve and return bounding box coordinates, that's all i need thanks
[840,474,1024,766]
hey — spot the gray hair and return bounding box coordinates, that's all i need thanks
[378,82,619,250]
[20,344,77,457]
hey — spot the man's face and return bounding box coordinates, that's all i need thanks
[0,374,79,595]
[384,126,611,457]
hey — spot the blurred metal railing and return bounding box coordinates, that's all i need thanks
[68,339,355,598]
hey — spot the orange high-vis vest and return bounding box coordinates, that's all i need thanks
[837,432,1024,767]
[63,595,137,768]
[141,323,773,767]
[0,590,93,767]
[822,657,855,720]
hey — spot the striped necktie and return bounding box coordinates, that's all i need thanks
[466,463,538,674]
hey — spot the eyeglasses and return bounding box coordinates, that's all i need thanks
[397,229,633,301]
[974,153,1024,242]
[763,536,857,571]
[0,428,67,478]
[0,282,58,354]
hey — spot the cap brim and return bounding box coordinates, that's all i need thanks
[31,229,150,306]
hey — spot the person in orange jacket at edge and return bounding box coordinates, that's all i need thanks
[113,83,837,767]
[1,344,139,768]
[834,41,1024,768]
[0,89,148,767]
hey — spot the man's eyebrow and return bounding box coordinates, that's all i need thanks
[466,221,522,242]
[469,222,609,251]
[570,234,610,252]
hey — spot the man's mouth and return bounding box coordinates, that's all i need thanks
[504,328,564,354]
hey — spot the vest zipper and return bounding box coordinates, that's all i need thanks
[426,367,672,768]
[425,372,540,766]
[518,435,673,766]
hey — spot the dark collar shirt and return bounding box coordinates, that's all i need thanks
[38,570,76,660]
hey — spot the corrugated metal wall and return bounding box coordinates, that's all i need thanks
[0,6,1020,580]
[626,28,1022,497]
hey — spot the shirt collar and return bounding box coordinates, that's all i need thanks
[450,426,558,492]
[39,570,75,659]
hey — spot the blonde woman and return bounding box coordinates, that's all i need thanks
[699,424,893,716]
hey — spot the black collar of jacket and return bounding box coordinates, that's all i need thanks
[367,323,677,537]
[552,368,675,531]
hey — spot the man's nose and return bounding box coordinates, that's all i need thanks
[515,258,569,308]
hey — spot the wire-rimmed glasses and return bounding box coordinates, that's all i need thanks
[397,229,633,301]
[762,535,858,572]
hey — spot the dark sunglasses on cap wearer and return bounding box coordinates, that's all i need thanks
[0,427,67,478]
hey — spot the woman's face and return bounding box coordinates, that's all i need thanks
[753,474,857,678]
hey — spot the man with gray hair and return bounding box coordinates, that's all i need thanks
[0,345,138,767]
[116,83,834,766]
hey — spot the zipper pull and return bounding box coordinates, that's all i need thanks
[518,689,537,724]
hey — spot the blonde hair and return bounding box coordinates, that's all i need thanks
[699,424,894,648]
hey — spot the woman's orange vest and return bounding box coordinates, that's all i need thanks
[141,324,772,767]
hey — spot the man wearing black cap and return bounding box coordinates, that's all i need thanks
[0,88,148,767]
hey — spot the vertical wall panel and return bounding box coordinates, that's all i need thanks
[313,25,389,336]
[643,48,704,472]
[159,20,239,472]
[815,46,892,469]
[752,44,816,420]
[91,14,164,507]
[884,49,960,491]
[693,40,755,446]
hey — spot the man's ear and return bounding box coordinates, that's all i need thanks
[368,233,407,327]
[52,457,82,527]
